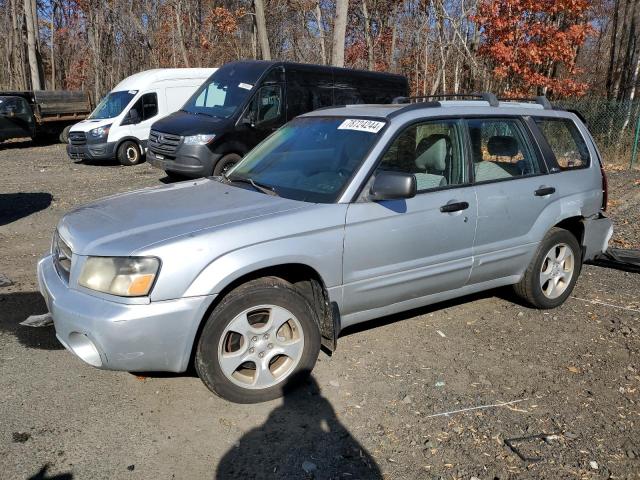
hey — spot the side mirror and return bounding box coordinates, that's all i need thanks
[240,116,255,128]
[370,171,417,201]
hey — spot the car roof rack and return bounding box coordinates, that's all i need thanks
[392,92,499,107]
[497,95,553,110]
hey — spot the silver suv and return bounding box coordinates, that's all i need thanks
[38,95,613,403]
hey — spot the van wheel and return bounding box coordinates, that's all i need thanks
[195,277,321,403]
[59,126,71,144]
[213,153,242,176]
[117,140,142,166]
[513,227,582,309]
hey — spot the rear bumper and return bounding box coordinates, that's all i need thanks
[582,213,614,261]
[67,141,117,161]
[37,254,215,372]
[148,146,220,178]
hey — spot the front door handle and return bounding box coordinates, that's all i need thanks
[534,186,556,197]
[440,201,469,213]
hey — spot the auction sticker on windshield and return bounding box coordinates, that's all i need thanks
[238,83,253,90]
[338,119,385,133]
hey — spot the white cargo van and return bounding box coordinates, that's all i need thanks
[66,68,216,166]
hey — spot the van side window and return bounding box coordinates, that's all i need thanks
[246,85,282,126]
[377,120,466,191]
[130,93,158,122]
[467,118,542,182]
[534,117,590,170]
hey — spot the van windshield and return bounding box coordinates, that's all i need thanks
[181,63,267,119]
[89,91,137,119]
[226,117,386,203]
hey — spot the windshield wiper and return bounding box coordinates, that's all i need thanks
[224,176,279,197]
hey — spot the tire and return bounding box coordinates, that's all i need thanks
[59,126,71,144]
[513,227,582,309]
[195,277,321,403]
[213,153,242,176]
[117,140,142,166]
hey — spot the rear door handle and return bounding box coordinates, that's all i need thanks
[440,201,469,213]
[534,186,556,197]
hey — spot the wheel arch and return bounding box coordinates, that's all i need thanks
[115,136,144,155]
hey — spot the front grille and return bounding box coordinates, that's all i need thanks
[69,131,86,145]
[148,130,182,156]
[53,231,72,282]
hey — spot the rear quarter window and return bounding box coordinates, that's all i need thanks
[534,117,590,170]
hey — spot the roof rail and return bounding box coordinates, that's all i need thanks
[497,95,554,110]
[388,101,441,118]
[392,92,499,107]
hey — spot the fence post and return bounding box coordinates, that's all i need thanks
[632,114,640,168]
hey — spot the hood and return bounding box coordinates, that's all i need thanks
[69,118,113,133]
[58,179,308,256]
[151,110,230,136]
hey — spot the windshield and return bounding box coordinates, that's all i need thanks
[89,90,137,119]
[181,63,267,119]
[226,117,386,203]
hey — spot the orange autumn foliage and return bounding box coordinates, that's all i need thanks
[475,0,593,97]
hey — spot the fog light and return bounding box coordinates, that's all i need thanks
[67,332,102,367]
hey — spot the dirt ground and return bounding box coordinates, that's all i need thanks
[0,139,639,480]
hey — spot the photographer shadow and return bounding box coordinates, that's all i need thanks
[216,374,381,479]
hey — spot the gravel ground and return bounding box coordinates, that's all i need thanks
[0,139,639,480]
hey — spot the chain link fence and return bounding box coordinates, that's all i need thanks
[556,98,640,167]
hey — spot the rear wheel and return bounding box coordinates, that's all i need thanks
[59,126,71,144]
[213,153,242,176]
[514,227,582,309]
[117,140,142,166]
[195,277,321,403]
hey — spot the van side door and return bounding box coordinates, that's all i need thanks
[342,118,477,321]
[467,116,555,285]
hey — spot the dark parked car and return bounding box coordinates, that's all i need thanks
[147,61,409,178]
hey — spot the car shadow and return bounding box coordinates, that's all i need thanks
[215,373,382,479]
[27,464,73,480]
[0,291,63,350]
[0,192,52,226]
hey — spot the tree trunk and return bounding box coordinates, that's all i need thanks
[332,0,348,67]
[314,1,326,65]
[362,0,374,70]
[24,0,42,90]
[254,0,271,60]
[175,2,190,67]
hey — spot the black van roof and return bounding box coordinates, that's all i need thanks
[220,60,407,82]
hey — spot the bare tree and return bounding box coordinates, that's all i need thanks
[254,0,271,60]
[23,0,42,89]
[332,0,348,66]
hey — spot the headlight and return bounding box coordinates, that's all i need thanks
[78,257,160,297]
[183,134,215,145]
[89,124,111,138]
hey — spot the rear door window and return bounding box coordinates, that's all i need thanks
[533,117,590,170]
[467,118,543,182]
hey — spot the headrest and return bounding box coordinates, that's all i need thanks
[487,136,519,157]
[415,135,448,172]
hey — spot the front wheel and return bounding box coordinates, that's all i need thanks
[514,227,582,309]
[117,140,142,166]
[213,153,242,176]
[195,277,321,403]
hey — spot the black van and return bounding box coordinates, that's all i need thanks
[147,61,409,178]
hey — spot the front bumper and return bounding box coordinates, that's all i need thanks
[148,146,220,178]
[66,141,117,161]
[37,254,215,372]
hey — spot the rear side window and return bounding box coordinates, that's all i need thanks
[534,117,590,170]
[467,118,542,182]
